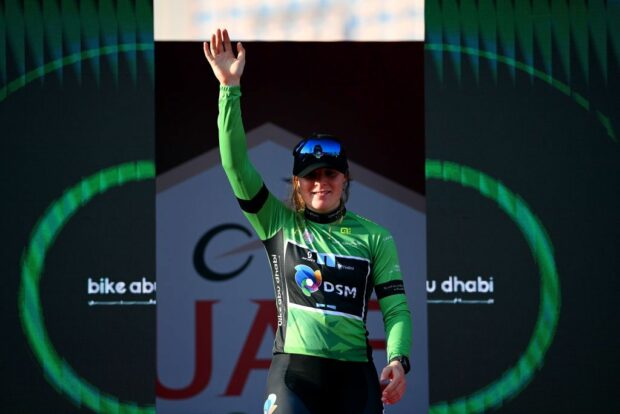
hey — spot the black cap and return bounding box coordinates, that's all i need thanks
[292,134,349,177]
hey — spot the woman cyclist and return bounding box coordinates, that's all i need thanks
[204,28,412,414]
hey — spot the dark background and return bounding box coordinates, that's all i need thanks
[425,6,620,411]
[1,3,155,412]
[156,41,426,195]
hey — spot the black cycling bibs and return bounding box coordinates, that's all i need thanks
[265,353,384,414]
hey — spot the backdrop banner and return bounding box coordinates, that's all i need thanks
[156,124,428,413]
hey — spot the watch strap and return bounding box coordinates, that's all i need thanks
[390,355,411,374]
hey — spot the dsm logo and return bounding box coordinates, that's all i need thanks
[294,263,357,299]
[294,265,323,297]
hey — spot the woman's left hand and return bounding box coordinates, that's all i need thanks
[380,360,407,405]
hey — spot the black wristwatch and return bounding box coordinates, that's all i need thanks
[390,355,411,374]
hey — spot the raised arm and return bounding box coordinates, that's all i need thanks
[202,29,286,240]
[203,28,246,86]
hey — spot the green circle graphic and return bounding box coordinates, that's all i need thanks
[426,160,561,413]
[19,161,155,414]
[19,159,559,413]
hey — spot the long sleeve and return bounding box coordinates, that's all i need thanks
[217,85,263,200]
[217,85,288,240]
[380,295,412,362]
[372,230,413,362]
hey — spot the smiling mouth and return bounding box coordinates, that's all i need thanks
[313,190,331,195]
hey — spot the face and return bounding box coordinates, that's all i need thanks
[297,168,347,213]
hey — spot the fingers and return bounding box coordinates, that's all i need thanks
[203,41,213,62]
[379,366,390,383]
[236,41,246,63]
[216,28,223,54]
[207,29,237,57]
[205,28,244,82]
[380,365,406,405]
[382,377,404,394]
[382,378,405,404]
[210,33,217,56]
[223,28,232,53]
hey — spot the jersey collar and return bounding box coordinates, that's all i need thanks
[304,204,346,224]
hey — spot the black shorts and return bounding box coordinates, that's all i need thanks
[263,353,384,414]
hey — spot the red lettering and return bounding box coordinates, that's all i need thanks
[157,300,217,399]
[224,300,277,396]
[157,299,381,400]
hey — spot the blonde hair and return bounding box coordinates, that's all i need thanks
[288,174,351,212]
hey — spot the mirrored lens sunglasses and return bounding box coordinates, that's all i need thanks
[294,139,342,159]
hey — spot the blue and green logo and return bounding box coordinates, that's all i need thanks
[294,265,323,297]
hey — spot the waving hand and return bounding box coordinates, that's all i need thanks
[203,28,246,86]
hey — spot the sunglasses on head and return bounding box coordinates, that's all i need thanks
[294,138,342,159]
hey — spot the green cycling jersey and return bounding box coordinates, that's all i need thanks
[217,85,412,363]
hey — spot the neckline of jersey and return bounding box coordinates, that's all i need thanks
[303,204,347,224]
